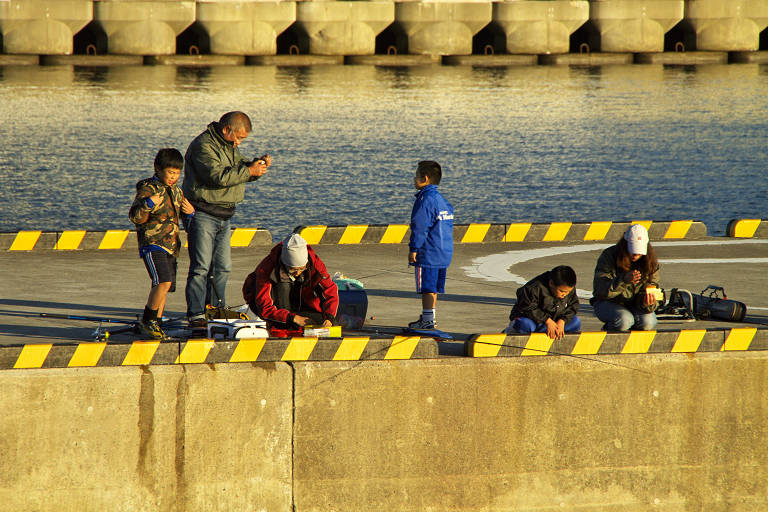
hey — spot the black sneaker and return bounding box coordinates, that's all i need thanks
[139,319,166,340]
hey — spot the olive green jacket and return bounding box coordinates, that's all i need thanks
[590,244,660,313]
[181,122,257,208]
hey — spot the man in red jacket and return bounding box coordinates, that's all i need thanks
[243,233,339,333]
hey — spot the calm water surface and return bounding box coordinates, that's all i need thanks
[1,63,766,239]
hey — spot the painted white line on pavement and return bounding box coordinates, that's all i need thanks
[462,239,768,301]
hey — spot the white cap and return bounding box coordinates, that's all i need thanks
[624,224,649,256]
[281,233,308,267]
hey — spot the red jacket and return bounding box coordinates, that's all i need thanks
[242,242,339,325]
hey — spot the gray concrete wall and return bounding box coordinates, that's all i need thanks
[3,352,767,510]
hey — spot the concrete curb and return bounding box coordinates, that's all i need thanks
[0,228,272,251]
[466,327,768,357]
[298,220,707,245]
[1,336,439,369]
[727,218,768,238]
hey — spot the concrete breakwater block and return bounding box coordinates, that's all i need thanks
[442,54,538,66]
[590,0,684,53]
[539,52,634,65]
[297,220,707,245]
[345,54,441,66]
[465,327,768,357]
[634,51,728,64]
[0,336,439,369]
[727,218,768,238]
[39,54,144,66]
[0,0,92,55]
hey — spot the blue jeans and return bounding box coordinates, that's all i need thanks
[513,316,582,334]
[184,211,232,317]
[592,300,657,332]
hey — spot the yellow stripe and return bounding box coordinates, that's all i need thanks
[461,223,491,243]
[379,224,409,244]
[583,221,612,241]
[14,344,53,369]
[631,220,653,231]
[339,225,368,244]
[176,339,216,364]
[503,223,531,242]
[9,231,42,251]
[542,222,572,241]
[230,228,257,248]
[122,341,161,366]
[384,336,420,359]
[671,329,705,353]
[471,334,506,357]
[299,226,327,245]
[622,331,656,354]
[664,220,693,239]
[54,230,86,250]
[282,337,318,360]
[229,338,267,362]
[69,342,107,367]
[571,332,606,355]
[730,219,761,238]
[520,333,554,356]
[98,230,130,250]
[333,337,369,360]
[722,327,757,351]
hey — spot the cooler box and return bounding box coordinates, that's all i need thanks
[207,318,269,339]
[337,289,368,329]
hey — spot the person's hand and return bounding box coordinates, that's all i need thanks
[644,288,658,306]
[181,197,195,215]
[248,154,271,177]
[321,319,332,328]
[545,318,563,340]
[408,251,418,265]
[623,270,641,284]
[555,319,566,339]
[148,193,162,208]
[293,315,308,327]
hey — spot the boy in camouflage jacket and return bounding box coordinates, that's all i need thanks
[129,148,195,339]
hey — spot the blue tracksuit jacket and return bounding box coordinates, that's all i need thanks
[409,184,454,268]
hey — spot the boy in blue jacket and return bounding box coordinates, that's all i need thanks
[407,160,454,330]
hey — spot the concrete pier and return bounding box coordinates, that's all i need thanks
[94,0,195,55]
[196,1,296,56]
[687,0,768,51]
[0,0,92,55]
[494,0,589,55]
[396,2,492,56]
[295,1,394,56]
[590,0,684,52]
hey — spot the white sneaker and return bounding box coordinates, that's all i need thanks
[408,316,435,330]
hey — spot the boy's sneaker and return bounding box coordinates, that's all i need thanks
[408,316,436,330]
[139,319,166,340]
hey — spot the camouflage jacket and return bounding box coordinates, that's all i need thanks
[129,176,184,257]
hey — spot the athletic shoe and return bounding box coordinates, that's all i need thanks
[188,315,207,329]
[139,319,166,340]
[408,316,435,330]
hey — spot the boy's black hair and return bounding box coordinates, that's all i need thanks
[549,265,577,287]
[417,160,442,185]
[154,148,184,172]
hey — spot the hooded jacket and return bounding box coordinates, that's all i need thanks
[409,184,454,268]
[128,176,185,257]
[590,244,660,313]
[243,242,339,325]
[182,122,257,209]
[509,270,579,325]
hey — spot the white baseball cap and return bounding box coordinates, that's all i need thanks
[624,224,649,256]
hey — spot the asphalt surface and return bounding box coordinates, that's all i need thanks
[2,237,766,350]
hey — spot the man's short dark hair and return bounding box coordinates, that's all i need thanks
[417,160,442,185]
[550,265,577,287]
[154,148,184,172]
[219,111,252,133]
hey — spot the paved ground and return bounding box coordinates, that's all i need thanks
[2,237,766,353]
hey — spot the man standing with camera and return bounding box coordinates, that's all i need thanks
[182,111,271,326]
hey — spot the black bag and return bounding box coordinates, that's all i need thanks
[663,286,747,322]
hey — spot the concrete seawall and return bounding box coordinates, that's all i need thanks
[2,352,767,511]
[1,1,766,63]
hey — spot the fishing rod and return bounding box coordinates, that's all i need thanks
[39,313,137,325]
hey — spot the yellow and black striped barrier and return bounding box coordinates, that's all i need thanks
[727,219,768,238]
[0,228,272,251]
[1,335,438,369]
[299,220,706,245]
[466,327,768,357]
